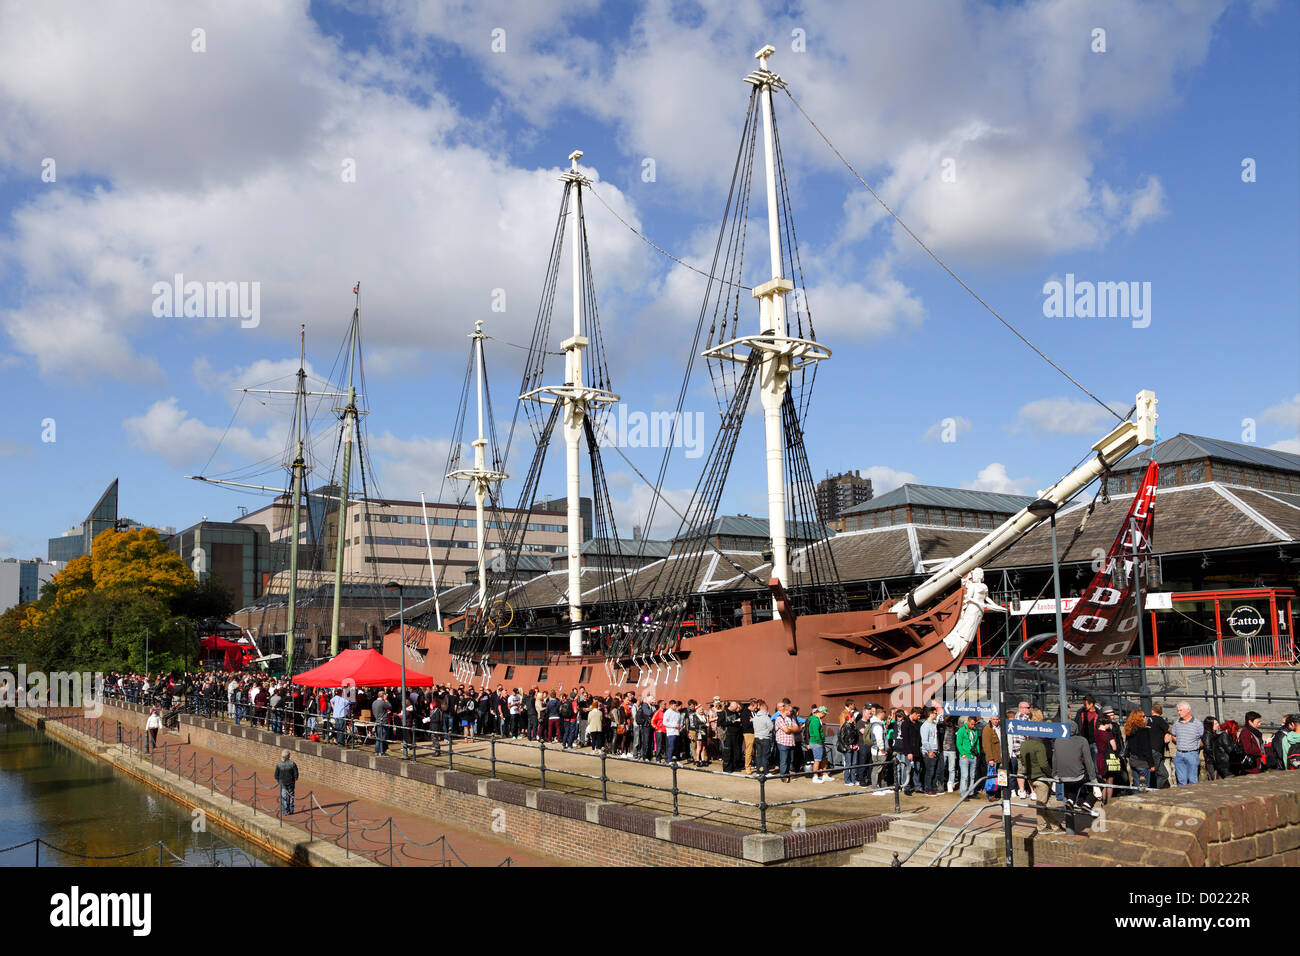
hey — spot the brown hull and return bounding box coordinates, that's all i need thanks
[386,589,968,711]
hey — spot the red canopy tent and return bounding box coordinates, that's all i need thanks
[292,649,435,688]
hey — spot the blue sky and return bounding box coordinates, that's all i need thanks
[1,0,1297,560]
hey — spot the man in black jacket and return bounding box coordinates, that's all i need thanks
[1053,720,1099,832]
[721,702,745,773]
[274,750,299,814]
[371,691,391,755]
[1147,704,1172,788]
[895,708,922,796]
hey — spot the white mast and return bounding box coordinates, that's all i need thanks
[447,320,509,612]
[330,284,362,656]
[418,492,443,631]
[563,150,589,657]
[703,46,831,619]
[520,151,619,656]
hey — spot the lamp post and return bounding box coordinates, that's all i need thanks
[1027,499,1069,724]
[384,581,408,758]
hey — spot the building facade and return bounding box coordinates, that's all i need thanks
[0,558,57,613]
[167,521,271,610]
[836,484,1032,532]
[815,470,873,524]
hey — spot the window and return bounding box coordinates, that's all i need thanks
[504,666,515,680]
[538,667,548,682]
[578,667,591,683]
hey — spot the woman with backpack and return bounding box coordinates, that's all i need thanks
[1202,717,1223,779]
[1095,711,1121,805]
[1123,709,1154,790]
[1220,720,1244,776]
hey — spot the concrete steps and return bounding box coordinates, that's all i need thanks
[844,817,1003,867]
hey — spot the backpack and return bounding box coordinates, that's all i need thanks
[1287,738,1300,771]
[1227,735,1250,773]
[1267,730,1287,771]
[560,700,574,720]
[837,720,860,752]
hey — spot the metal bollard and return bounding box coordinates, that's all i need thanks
[671,762,679,817]
[601,752,608,803]
[759,773,768,834]
[490,737,497,779]
[539,741,547,790]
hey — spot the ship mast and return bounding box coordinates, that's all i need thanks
[518,150,620,656]
[728,45,832,619]
[330,283,362,657]
[187,326,350,673]
[447,320,509,610]
[285,325,307,673]
[563,152,586,656]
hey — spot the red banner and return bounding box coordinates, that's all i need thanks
[1021,460,1159,674]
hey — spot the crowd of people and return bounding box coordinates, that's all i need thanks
[101,672,1300,807]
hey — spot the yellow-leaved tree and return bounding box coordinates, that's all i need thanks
[89,528,194,602]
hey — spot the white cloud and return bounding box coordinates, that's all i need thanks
[963,462,1034,495]
[1011,397,1129,436]
[365,431,455,501]
[1260,394,1300,430]
[0,1,655,381]
[396,0,1229,264]
[922,416,972,444]
[122,398,282,471]
[859,465,918,496]
[1268,438,1300,455]
[603,475,696,540]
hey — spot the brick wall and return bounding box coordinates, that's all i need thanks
[97,700,884,867]
[1073,774,1300,867]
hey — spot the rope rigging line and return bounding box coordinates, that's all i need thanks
[584,184,752,292]
[780,87,1121,424]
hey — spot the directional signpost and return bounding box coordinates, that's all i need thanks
[942,700,1000,719]
[1007,719,1071,740]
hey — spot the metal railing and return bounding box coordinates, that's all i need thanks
[892,775,1152,868]
[0,837,259,867]
[101,695,926,833]
[39,710,512,867]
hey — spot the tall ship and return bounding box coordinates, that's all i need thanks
[385,46,1161,709]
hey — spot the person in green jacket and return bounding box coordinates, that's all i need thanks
[1020,709,1062,833]
[808,705,829,783]
[956,715,981,795]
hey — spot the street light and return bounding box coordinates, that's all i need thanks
[1027,499,1069,726]
[384,581,408,758]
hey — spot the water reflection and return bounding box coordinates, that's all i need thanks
[0,710,273,866]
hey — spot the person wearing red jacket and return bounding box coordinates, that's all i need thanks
[651,701,667,762]
[1240,711,1266,774]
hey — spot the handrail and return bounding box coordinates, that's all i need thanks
[894,774,1152,868]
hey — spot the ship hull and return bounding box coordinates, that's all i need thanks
[385,589,968,711]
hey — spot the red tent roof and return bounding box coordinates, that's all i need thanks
[292,649,434,688]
